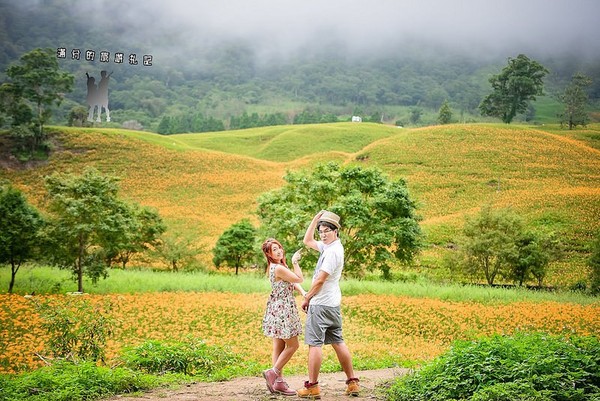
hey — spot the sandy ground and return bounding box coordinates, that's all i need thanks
[106,367,410,401]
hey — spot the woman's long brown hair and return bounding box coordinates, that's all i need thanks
[261,238,288,273]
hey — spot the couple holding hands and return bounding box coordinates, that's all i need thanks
[261,210,360,399]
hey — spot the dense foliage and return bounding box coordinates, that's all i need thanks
[559,73,593,129]
[121,338,241,379]
[453,206,559,286]
[34,297,114,363]
[0,361,159,401]
[43,167,164,292]
[212,219,257,275]
[0,48,73,157]
[257,162,422,279]
[0,185,44,293]
[388,332,600,401]
[479,54,549,124]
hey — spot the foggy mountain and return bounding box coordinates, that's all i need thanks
[1,0,599,130]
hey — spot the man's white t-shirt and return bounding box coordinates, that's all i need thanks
[310,239,344,307]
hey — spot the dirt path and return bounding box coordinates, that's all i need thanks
[107,367,410,401]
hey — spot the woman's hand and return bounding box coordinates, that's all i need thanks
[292,249,303,265]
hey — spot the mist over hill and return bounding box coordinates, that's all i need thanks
[1,0,600,130]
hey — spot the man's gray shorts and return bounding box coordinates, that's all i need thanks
[305,304,344,346]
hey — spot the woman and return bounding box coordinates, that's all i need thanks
[261,238,306,396]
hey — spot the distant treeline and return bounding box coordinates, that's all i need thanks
[2,0,600,132]
[156,109,389,134]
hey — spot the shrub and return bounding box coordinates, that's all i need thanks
[34,297,114,363]
[120,337,241,380]
[0,361,158,401]
[387,332,600,401]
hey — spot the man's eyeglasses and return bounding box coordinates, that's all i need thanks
[318,229,333,235]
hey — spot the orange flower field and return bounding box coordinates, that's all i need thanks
[1,292,598,375]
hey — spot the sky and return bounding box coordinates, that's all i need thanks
[66,0,600,59]
[12,0,600,64]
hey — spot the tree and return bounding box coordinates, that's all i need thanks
[559,73,592,129]
[257,162,422,279]
[0,48,73,155]
[461,206,523,285]
[152,231,204,272]
[213,219,257,275]
[0,185,44,293]
[43,167,130,292]
[437,99,453,125]
[507,231,559,287]
[103,204,166,269]
[479,54,548,124]
[409,107,423,125]
[68,106,89,127]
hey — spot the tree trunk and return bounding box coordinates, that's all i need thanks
[9,260,19,294]
[78,235,85,293]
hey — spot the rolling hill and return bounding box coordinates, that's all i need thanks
[1,122,599,287]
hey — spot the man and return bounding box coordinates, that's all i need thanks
[297,210,360,398]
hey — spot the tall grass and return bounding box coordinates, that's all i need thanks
[2,266,596,305]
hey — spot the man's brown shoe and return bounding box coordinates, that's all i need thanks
[297,381,321,399]
[346,378,360,396]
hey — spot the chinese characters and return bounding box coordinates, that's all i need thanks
[56,48,152,66]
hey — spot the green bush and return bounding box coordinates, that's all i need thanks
[387,332,600,401]
[120,337,242,380]
[0,361,158,401]
[33,297,114,363]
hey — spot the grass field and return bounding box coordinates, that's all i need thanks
[1,267,598,375]
[1,122,599,287]
[1,121,600,381]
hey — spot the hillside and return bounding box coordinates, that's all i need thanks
[1,122,599,286]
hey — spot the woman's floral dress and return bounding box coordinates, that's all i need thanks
[262,263,302,339]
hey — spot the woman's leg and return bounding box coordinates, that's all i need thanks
[272,338,285,368]
[273,336,299,373]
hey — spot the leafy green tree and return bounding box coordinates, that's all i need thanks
[43,167,131,292]
[0,185,44,293]
[461,206,523,285]
[67,106,89,127]
[153,231,203,271]
[104,204,166,269]
[213,219,257,275]
[157,116,172,134]
[589,233,600,296]
[507,231,559,287]
[0,48,73,154]
[257,162,422,279]
[409,107,423,125]
[559,73,592,129]
[437,99,453,124]
[479,54,548,123]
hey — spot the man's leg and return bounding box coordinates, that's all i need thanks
[308,345,323,383]
[331,342,355,379]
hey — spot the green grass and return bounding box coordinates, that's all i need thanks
[3,122,600,288]
[532,95,564,124]
[172,122,401,162]
[57,122,402,162]
[3,266,597,305]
